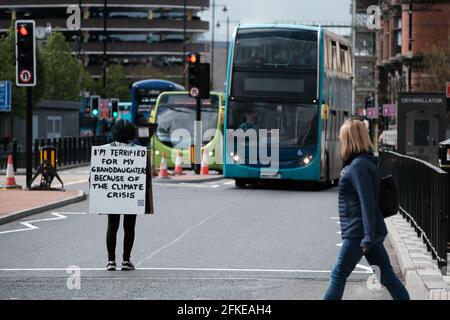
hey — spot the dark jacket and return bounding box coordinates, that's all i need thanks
[338,151,388,249]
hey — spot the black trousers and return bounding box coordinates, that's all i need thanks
[106,214,137,262]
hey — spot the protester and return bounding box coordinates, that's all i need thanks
[323,118,410,300]
[105,120,139,271]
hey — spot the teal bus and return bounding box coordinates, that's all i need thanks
[224,24,353,187]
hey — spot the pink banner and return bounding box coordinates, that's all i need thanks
[366,107,379,119]
[382,104,397,117]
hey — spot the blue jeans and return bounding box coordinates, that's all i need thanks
[324,238,410,300]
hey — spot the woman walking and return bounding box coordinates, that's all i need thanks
[105,120,138,271]
[323,118,409,300]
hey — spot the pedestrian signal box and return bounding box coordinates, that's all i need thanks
[90,95,100,117]
[111,99,119,118]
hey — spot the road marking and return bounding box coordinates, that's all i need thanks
[336,231,342,234]
[336,243,342,247]
[329,217,339,220]
[223,181,235,185]
[0,212,86,235]
[137,203,231,266]
[0,266,372,274]
[210,184,220,188]
[356,264,374,272]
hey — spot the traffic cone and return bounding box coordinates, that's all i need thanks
[158,151,169,179]
[2,154,21,189]
[174,151,183,175]
[200,149,209,176]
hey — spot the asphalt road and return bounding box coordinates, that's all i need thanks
[0,167,399,299]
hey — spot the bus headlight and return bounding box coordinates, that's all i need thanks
[302,155,313,165]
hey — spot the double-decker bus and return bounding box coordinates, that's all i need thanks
[131,79,184,125]
[150,91,225,172]
[224,24,352,187]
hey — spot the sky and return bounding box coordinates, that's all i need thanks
[198,0,352,41]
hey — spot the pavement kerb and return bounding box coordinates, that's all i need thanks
[0,190,86,226]
[385,215,449,300]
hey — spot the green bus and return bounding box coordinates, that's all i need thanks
[150,91,225,172]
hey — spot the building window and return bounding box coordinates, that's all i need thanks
[47,116,62,139]
[394,17,402,55]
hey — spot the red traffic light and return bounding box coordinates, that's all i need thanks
[18,25,29,36]
[187,53,199,64]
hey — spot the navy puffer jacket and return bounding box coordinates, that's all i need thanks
[338,152,388,249]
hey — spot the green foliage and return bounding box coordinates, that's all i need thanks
[105,64,131,101]
[41,32,84,100]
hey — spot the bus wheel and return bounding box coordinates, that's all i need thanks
[235,179,247,188]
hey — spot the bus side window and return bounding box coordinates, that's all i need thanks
[331,41,337,71]
[331,110,337,140]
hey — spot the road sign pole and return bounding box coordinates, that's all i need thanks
[194,97,202,174]
[26,87,33,189]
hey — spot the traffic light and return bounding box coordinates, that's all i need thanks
[15,20,36,87]
[90,95,100,117]
[187,53,210,99]
[365,96,374,109]
[187,53,201,98]
[111,99,119,119]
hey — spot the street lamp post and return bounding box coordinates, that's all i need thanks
[183,0,187,87]
[102,0,107,97]
[408,0,413,92]
[217,17,239,64]
[211,2,227,89]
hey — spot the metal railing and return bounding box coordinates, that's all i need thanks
[380,151,449,272]
[0,136,112,170]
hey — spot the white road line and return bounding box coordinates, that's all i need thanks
[356,264,374,272]
[0,266,372,274]
[0,212,86,235]
[136,203,231,266]
[329,217,339,220]
[223,181,235,185]
[336,231,342,234]
[210,184,220,188]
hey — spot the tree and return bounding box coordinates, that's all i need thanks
[416,39,450,92]
[41,32,85,101]
[105,64,131,101]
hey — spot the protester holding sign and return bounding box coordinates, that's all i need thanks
[90,120,143,271]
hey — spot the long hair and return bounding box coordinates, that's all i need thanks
[111,120,137,144]
[339,119,374,161]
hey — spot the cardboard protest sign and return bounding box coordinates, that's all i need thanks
[89,145,153,215]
